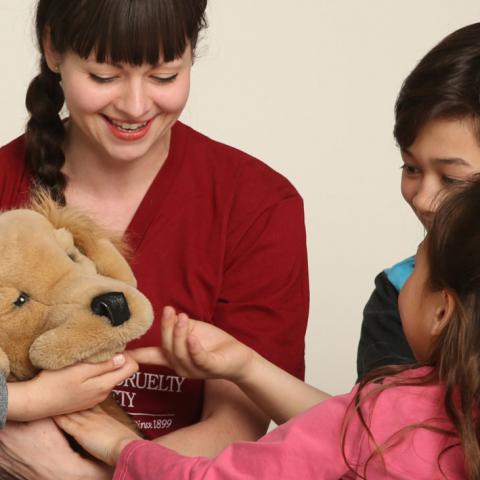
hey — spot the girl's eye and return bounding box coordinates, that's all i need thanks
[14,292,29,307]
[400,164,420,176]
[152,74,178,84]
[89,74,116,83]
[442,176,464,186]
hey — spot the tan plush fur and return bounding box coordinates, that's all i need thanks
[0,193,153,426]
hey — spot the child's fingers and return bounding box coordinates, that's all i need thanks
[128,347,169,366]
[187,334,216,373]
[54,414,71,431]
[172,313,191,367]
[160,306,177,354]
[64,353,129,380]
[90,354,138,387]
[54,413,83,433]
[55,406,105,429]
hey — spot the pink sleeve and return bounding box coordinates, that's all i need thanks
[114,392,360,480]
[113,373,466,479]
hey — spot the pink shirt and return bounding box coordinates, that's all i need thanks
[113,368,465,479]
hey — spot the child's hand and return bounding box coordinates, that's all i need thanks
[0,418,113,479]
[8,353,138,421]
[129,306,255,383]
[54,406,141,466]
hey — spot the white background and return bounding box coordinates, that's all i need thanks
[1,1,480,395]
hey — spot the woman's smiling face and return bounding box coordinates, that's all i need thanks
[47,46,192,164]
[400,117,480,230]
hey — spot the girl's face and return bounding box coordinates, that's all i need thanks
[49,47,192,164]
[401,118,480,230]
[398,243,450,362]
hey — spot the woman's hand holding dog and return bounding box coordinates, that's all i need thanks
[7,354,138,421]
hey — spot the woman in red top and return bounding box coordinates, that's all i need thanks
[0,1,309,478]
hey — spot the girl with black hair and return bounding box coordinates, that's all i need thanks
[357,22,480,380]
[0,1,309,478]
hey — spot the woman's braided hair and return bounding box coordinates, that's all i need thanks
[26,55,66,203]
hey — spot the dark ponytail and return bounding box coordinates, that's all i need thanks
[25,57,66,204]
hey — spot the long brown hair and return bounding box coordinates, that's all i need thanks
[345,177,480,478]
[426,177,480,477]
[25,0,208,204]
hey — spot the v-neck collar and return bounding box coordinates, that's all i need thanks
[125,121,188,253]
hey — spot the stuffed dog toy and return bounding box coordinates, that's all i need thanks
[0,193,153,465]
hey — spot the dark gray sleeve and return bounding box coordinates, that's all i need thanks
[356,271,415,381]
[0,374,6,428]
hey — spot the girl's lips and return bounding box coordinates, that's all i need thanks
[101,114,154,141]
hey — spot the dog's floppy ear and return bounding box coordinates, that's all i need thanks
[30,190,137,286]
[78,237,137,287]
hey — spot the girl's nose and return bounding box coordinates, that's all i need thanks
[412,181,440,225]
[116,79,152,119]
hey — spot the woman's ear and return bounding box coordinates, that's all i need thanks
[42,29,62,74]
[430,289,455,337]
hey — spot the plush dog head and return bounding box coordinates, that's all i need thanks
[0,193,154,381]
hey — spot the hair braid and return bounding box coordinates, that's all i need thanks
[25,57,67,204]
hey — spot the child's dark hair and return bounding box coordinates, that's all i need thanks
[394,22,480,150]
[344,176,480,478]
[425,175,480,478]
[25,0,208,204]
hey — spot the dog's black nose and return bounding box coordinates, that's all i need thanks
[91,292,131,327]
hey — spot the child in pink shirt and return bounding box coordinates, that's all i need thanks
[54,179,480,477]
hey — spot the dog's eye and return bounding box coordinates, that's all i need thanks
[14,293,29,307]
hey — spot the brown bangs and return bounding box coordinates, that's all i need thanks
[42,0,207,65]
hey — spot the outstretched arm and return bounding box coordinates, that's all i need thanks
[128,308,269,456]
[132,307,330,425]
[54,307,330,466]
